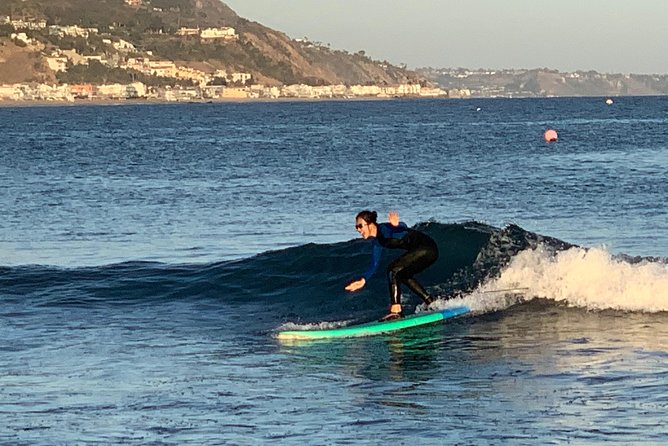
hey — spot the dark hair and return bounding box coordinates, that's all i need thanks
[356,210,378,224]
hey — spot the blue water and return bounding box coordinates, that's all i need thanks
[1,97,667,444]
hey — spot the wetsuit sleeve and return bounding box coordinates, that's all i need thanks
[378,222,409,249]
[362,239,383,281]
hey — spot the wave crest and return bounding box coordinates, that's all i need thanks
[486,245,668,312]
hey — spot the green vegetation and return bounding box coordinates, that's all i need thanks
[0,24,14,37]
[0,0,238,31]
[57,59,193,86]
[1,0,412,87]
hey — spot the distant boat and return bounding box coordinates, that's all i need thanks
[605,98,614,105]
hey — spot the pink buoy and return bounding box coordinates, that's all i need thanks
[544,129,558,142]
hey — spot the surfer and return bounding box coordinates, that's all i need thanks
[345,210,439,321]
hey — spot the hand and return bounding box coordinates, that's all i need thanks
[345,278,366,292]
[388,211,400,227]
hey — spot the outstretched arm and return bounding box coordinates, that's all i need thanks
[345,239,382,292]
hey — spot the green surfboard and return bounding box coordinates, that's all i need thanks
[277,306,470,341]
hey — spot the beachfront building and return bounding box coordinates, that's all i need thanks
[96,82,147,99]
[448,88,472,98]
[69,84,95,99]
[0,84,75,101]
[96,84,126,99]
[281,84,317,98]
[33,84,74,102]
[419,87,448,97]
[220,87,251,99]
[349,85,382,96]
[126,82,147,98]
[0,84,24,101]
[330,85,348,97]
[250,85,280,99]
[163,87,200,102]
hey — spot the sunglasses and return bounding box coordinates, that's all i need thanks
[355,223,365,230]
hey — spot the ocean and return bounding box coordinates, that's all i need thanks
[1,97,667,445]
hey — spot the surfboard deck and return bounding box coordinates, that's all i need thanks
[277,305,470,341]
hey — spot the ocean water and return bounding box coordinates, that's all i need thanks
[1,97,667,445]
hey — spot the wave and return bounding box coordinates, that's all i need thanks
[1,222,666,319]
[485,245,668,312]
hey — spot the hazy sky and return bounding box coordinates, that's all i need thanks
[223,0,668,74]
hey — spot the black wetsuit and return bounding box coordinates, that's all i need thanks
[362,222,439,307]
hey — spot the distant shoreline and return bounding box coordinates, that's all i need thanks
[0,95,452,108]
[1,95,655,108]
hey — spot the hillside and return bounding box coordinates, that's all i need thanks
[0,39,55,84]
[419,67,668,97]
[0,0,417,86]
[0,0,241,30]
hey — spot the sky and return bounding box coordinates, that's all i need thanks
[223,0,668,74]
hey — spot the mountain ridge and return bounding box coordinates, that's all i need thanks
[0,0,418,86]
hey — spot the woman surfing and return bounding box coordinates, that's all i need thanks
[345,210,439,321]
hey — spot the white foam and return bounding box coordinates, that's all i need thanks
[428,289,525,315]
[277,319,354,332]
[484,245,668,312]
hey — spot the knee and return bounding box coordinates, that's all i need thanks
[387,266,405,283]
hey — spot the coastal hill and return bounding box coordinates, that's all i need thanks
[3,0,667,97]
[0,0,417,86]
[418,67,668,97]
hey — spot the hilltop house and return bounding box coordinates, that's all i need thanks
[176,27,200,37]
[214,70,252,85]
[200,27,237,41]
[48,25,98,39]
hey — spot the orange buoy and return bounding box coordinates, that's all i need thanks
[544,129,558,142]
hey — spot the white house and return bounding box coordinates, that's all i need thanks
[200,27,237,40]
[0,84,23,100]
[146,60,177,78]
[10,19,47,30]
[230,72,252,84]
[349,85,382,96]
[48,25,94,39]
[176,27,199,36]
[97,83,128,99]
[45,56,69,72]
[126,82,147,98]
[112,39,136,51]
[10,32,33,46]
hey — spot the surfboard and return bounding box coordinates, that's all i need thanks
[277,305,470,341]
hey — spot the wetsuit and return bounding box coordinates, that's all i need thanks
[362,222,439,309]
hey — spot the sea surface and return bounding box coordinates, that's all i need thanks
[1,97,667,445]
